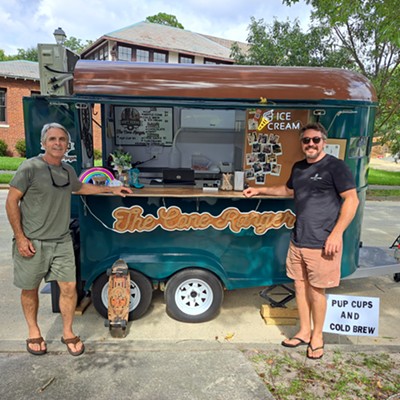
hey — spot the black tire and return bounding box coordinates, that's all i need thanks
[164,269,224,323]
[92,269,152,321]
[394,273,400,282]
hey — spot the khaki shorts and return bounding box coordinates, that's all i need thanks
[13,239,76,290]
[286,241,342,289]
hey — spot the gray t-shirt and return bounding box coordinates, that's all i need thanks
[10,156,82,242]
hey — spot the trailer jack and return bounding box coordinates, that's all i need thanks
[259,284,295,308]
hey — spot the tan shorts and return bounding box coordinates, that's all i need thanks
[13,239,76,290]
[286,241,342,289]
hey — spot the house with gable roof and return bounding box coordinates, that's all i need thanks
[81,21,248,64]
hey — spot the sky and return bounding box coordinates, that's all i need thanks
[1,0,312,55]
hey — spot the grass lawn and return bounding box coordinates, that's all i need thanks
[368,168,400,185]
[0,173,14,184]
[0,156,25,171]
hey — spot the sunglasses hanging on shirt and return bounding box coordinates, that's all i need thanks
[47,165,70,188]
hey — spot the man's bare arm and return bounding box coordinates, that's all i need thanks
[324,188,359,256]
[5,187,36,257]
[243,185,294,198]
[74,183,132,197]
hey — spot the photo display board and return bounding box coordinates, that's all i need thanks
[244,109,310,187]
[115,106,173,146]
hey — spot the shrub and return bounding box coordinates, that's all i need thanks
[15,139,26,157]
[0,139,8,156]
[94,148,102,160]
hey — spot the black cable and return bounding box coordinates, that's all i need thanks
[132,155,156,167]
[44,65,74,74]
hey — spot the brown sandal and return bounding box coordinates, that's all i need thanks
[26,336,47,355]
[307,344,324,360]
[61,336,85,356]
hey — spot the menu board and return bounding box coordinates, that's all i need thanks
[244,109,309,187]
[115,106,173,146]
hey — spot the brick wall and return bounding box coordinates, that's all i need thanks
[0,77,40,156]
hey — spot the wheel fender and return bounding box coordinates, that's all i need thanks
[83,250,230,291]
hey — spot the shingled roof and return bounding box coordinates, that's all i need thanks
[83,21,248,61]
[0,60,39,81]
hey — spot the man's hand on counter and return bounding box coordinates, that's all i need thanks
[243,187,261,198]
[110,186,133,197]
[75,183,133,197]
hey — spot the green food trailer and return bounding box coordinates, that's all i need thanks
[23,59,399,323]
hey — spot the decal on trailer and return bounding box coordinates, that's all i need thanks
[112,205,295,235]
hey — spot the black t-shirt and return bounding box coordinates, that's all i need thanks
[286,154,356,248]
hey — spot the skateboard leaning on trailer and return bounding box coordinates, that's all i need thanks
[105,259,131,338]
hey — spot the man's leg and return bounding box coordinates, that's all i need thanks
[308,285,326,358]
[21,288,46,352]
[282,279,312,346]
[58,281,83,353]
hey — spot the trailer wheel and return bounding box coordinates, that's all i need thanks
[394,273,400,282]
[165,269,224,323]
[92,270,152,321]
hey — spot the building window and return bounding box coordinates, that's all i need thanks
[136,49,150,62]
[87,43,109,60]
[109,45,167,63]
[153,52,167,63]
[118,46,132,61]
[179,55,194,64]
[0,89,6,123]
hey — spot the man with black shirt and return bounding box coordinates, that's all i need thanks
[243,122,359,360]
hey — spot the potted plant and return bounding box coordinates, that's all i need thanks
[109,149,132,181]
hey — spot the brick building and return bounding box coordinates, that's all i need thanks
[0,60,40,156]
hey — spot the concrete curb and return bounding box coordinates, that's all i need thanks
[2,339,400,354]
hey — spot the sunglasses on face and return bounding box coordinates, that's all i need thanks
[301,136,323,145]
[47,165,70,188]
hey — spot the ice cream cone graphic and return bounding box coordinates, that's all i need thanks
[257,110,274,131]
[257,117,269,131]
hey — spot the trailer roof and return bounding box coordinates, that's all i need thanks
[73,61,377,103]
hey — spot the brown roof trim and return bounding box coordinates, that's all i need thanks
[73,60,377,102]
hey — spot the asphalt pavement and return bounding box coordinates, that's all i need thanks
[0,189,399,399]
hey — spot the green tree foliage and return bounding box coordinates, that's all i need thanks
[64,37,93,54]
[1,47,39,62]
[146,13,184,29]
[231,17,352,68]
[282,0,400,149]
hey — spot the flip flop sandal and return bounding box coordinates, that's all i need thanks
[61,336,85,356]
[307,344,324,360]
[281,337,310,348]
[26,337,47,355]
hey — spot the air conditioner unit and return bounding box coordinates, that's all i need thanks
[38,43,79,96]
[181,109,236,129]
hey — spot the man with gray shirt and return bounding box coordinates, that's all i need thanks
[6,122,131,356]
